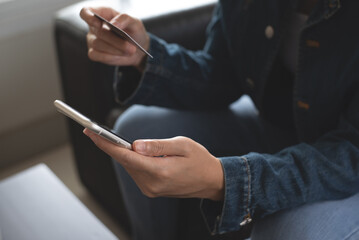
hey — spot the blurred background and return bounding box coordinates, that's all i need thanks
[0,0,78,166]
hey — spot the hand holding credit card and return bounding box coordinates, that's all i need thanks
[94,13,153,59]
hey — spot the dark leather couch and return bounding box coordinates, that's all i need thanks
[54,0,219,238]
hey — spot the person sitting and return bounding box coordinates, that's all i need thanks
[80,0,359,239]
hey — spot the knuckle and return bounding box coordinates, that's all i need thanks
[125,43,136,54]
[148,185,160,196]
[140,188,151,197]
[91,38,100,49]
[151,182,166,196]
[142,186,158,198]
[86,34,94,47]
[185,141,196,153]
[119,13,130,21]
[107,60,119,66]
[87,49,94,59]
[145,192,156,198]
[88,49,98,61]
[175,136,188,142]
[139,168,171,198]
[117,42,129,53]
[96,28,106,39]
[133,18,143,30]
[157,166,170,180]
[177,136,192,152]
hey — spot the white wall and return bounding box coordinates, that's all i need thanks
[0,0,82,166]
[0,27,61,131]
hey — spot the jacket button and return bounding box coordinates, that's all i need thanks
[246,78,255,89]
[297,100,310,110]
[265,25,274,39]
[306,40,320,48]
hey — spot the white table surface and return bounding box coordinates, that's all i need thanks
[0,164,118,240]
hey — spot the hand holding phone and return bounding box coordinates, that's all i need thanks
[54,100,132,149]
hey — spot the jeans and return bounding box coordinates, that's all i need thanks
[112,96,359,240]
[251,192,359,240]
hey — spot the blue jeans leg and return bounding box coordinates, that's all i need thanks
[112,96,297,240]
[251,192,359,240]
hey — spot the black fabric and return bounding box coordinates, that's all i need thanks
[116,67,142,102]
[262,55,295,131]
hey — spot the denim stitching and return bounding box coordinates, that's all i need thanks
[240,156,252,225]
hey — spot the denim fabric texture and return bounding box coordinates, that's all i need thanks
[114,0,359,235]
[251,192,359,240]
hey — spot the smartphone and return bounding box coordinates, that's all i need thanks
[93,13,153,59]
[54,100,132,149]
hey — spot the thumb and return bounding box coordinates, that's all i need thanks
[133,137,187,157]
[109,13,137,54]
[110,13,134,30]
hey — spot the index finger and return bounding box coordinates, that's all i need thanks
[83,128,157,172]
[80,7,101,28]
[80,7,120,28]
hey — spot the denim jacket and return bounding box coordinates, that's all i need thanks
[115,0,359,235]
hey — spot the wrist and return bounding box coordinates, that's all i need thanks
[135,54,147,73]
[208,158,225,201]
[134,33,150,73]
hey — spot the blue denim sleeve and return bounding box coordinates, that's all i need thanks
[200,156,253,235]
[201,89,359,234]
[114,4,242,110]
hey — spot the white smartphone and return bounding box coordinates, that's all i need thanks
[54,100,132,149]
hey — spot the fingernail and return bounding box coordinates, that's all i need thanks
[88,9,95,16]
[134,141,146,153]
[83,129,88,136]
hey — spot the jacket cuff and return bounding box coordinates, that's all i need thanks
[114,33,166,106]
[200,156,253,235]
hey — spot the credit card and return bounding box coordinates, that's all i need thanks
[94,13,153,59]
